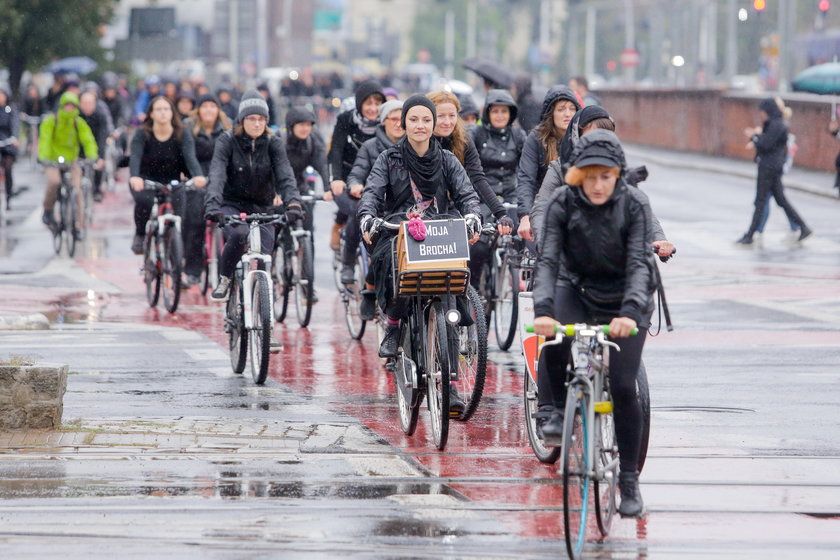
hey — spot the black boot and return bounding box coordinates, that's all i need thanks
[532,405,555,440]
[379,324,399,358]
[359,290,377,321]
[618,471,645,518]
[449,385,465,416]
[540,407,565,446]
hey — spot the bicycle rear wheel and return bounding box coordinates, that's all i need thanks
[523,369,562,463]
[272,240,291,323]
[594,390,618,536]
[562,387,590,560]
[52,208,63,256]
[454,286,487,421]
[143,232,160,308]
[201,226,222,296]
[227,275,247,374]
[161,226,183,313]
[63,194,77,258]
[249,274,272,385]
[343,250,366,340]
[493,253,518,351]
[294,235,314,327]
[426,302,451,451]
[637,361,651,474]
[394,323,420,435]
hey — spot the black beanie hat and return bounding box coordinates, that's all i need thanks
[238,89,269,121]
[569,129,626,169]
[401,94,437,131]
[195,93,220,108]
[285,106,317,130]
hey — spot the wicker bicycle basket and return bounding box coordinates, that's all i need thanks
[392,221,470,296]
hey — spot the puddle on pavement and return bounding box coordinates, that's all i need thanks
[372,518,470,538]
[45,290,113,324]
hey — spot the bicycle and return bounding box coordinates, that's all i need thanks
[140,179,192,313]
[525,322,633,559]
[339,233,374,340]
[20,114,40,170]
[451,284,487,421]
[199,216,223,297]
[372,215,469,450]
[0,137,17,220]
[272,194,322,328]
[44,157,90,258]
[103,127,124,193]
[221,212,284,384]
[80,160,95,227]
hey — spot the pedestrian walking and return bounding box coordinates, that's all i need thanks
[827,115,840,197]
[736,97,812,246]
[512,73,541,133]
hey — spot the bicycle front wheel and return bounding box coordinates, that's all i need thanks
[594,390,618,536]
[425,302,451,451]
[63,195,77,258]
[562,386,590,560]
[454,286,487,421]
[227,276,247,374]
[394,323,420,435]
[343,250,366,340]
[523,369,561,464]
[493,254,518,351]
[162,226,183,313]
[294,235,314,327]
[249,274,272,385]
[637,361,651,473]
[143,233,160,308]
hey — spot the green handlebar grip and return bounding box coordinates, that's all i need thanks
[525,324,639,336]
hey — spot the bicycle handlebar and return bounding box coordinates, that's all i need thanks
[221,212,285,227]
[525,324,639,337]
[143,178,196,191]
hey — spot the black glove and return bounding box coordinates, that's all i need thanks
[285,204,304,224]
[204,209,224,223]
[496,216,514,230]
[464,213,482,238]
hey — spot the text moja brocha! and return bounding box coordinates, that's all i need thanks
[404,219,471,264]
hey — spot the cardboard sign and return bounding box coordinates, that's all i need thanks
[402,219,470,264]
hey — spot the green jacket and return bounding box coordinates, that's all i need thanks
[38,92,98,162]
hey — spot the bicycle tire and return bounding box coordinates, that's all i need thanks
[523,369,562,463]
[493,254,518,351]
[454,286,487,421]
[249,274,272,385]
[161,226,183,313]
[343,249,366,340]
[426,302,451,451]
[82,176,94,226]
[637,361,651,474]
[594,387,619,536]
[294,235,314,328]
[143,231,160,308]
[332,238,344,292]
[52,207,63,256]
[227,275,247,374]
[562,387,590,560]
[394,322,420,435]
[64,192,77,258]
[272,241,291,323]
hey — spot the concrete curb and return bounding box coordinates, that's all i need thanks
[625,147,839,200]
[0,313,50,331]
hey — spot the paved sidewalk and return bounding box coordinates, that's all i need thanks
[625,143,839,200]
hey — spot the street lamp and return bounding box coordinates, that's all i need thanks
[671,55,686,67]
[739,8,749,21]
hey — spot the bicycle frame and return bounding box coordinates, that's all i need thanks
[238,219,275,333]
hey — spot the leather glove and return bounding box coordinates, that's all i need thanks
[464,213,482,238]
[285,204,304,224]
[204,210,225,223]
[496,215,514,230]
[359,215,376,236]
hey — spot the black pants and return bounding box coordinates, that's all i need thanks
[338,195,361,266]
[182,189,206,277]
[537,284,646,473]
[219,205,275,279]
[130,184,185,237]
[746,167,807,237]
[1,154,13,198]
[93,169,104,195]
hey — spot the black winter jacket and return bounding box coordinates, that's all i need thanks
[206,131,300,213]
[285,132,328,193]
[751,117,788,172]
[469,89,526,203]
[328,109,376,182]
[436,134,508,220]
[0,103,20,142]
[79,110,109,158]
[533,182,655,326]
[347,126,399,189]
[129,129,203,180]
[357,145,481,220]
[184,119,227,175]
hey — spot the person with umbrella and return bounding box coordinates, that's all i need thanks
[736,97,812,246]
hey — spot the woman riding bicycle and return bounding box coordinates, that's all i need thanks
[180,94,231,286]
[204,90,303,302]
[128,96,206,254]
[531,129,656,518]
[0,87,20,209]
[357,95,482,360]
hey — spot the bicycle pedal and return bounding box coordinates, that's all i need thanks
[269,343,283,353]
[541,434,563,448]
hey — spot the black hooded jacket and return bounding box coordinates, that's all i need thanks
[751,98,788,172]
[284,107,328,192]
[183,118,227,175]
[468,89,526,202]
[347,126,400,189]
[513,74,541,133]
[206,131,300,213]
[436,134,509,220]
[357,140,481,220]
[515,85,581,217]
[327,80,384,182]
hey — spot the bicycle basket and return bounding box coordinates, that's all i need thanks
[393,219,470,296]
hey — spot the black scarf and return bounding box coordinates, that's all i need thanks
[400,136,442,199]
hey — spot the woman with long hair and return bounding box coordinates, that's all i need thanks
[128,96,206,254]
[515,85,580,241]
[180,94,230,286]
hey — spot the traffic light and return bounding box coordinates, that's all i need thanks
[819,0,830,12]
[754,0,766,10]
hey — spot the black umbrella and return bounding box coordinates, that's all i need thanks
[45,56,98,76]
[461,58,514,89]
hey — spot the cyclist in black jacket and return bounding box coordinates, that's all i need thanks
[204,90,302,302]
[284,106,328,234]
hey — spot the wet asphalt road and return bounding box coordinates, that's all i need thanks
[0,157,839,558]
